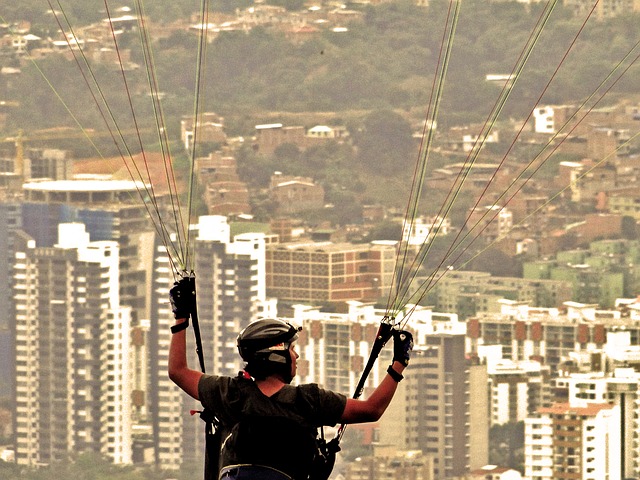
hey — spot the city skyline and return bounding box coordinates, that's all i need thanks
[1,0,640,479]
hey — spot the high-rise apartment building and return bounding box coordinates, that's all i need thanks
[148,215,268,470]
[526,329,640,479]
[265,241,397,304]
[289,302,465,396]
[193,216,268,376]
[0,195,21,398]
[432,271,572,318]
[404,334,489,480]
[21,180,156,325]
[287,301,470,467]
[556,367,640,479]
[147,238,187,471]
[524,402,620,480]
[13,223,132,466]
[466,300,639,368]
[0,195,21,329]
[19,179,160,462]
[291,302,392,395]
[483,357,551,426]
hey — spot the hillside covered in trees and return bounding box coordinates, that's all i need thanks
[2,0,639,138]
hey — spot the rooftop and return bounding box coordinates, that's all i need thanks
[538,402,614,416]
[23,179,147,192]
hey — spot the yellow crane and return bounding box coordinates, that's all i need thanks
[1,128,85,177]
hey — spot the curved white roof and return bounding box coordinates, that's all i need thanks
[23,179,147,192]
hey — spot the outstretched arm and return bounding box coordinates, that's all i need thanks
[340,360,406,423]
[340,330,413,424]
[167,278,202,400]
[168,316,203,400]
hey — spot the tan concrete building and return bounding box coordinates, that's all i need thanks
[605,187,640,220]
[270,173,325,214]
[265,241,397,303]
[181,112,226,151]
[254,123,306,155]
[402,335,489,480]
[196,153,251,216]
[524,403,620,479]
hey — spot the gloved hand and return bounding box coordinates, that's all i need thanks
[169,277,194,319]
[392,330,413,366]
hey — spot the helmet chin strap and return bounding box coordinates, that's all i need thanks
[244,343,294,382]
[272,348,294,384]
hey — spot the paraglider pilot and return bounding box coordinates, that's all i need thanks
[168,277,413,480]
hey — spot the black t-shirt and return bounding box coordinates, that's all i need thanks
[198,374,347,480]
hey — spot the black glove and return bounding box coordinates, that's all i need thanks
[169,277,195,319]
[392,330,413,367]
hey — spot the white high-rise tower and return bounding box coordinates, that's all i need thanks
[13,223,132,466]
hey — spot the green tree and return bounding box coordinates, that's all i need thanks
[367,220,402,241]
[6,2,640,134]
[236,145,277,188]
[489,421,525,472]
[274,143,302,163]
[309,189,363,226]
[468,247,523,278]
[352,110,414,175]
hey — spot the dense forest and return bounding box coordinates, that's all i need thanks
[1,0,639,139]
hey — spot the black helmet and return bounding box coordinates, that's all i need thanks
[237,319,301,381]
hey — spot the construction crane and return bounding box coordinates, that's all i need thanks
[0,127,158,179]
[1,128,86,178]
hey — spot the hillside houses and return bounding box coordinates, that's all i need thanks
[253,123,348,154]
[181,113,227,151]
[1,4,639,289]
[0,2,369,67]
[196,152,251,216]
[270,172,325,214]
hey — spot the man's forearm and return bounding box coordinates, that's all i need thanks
[168,318,189,379]
[366,360,406,416]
